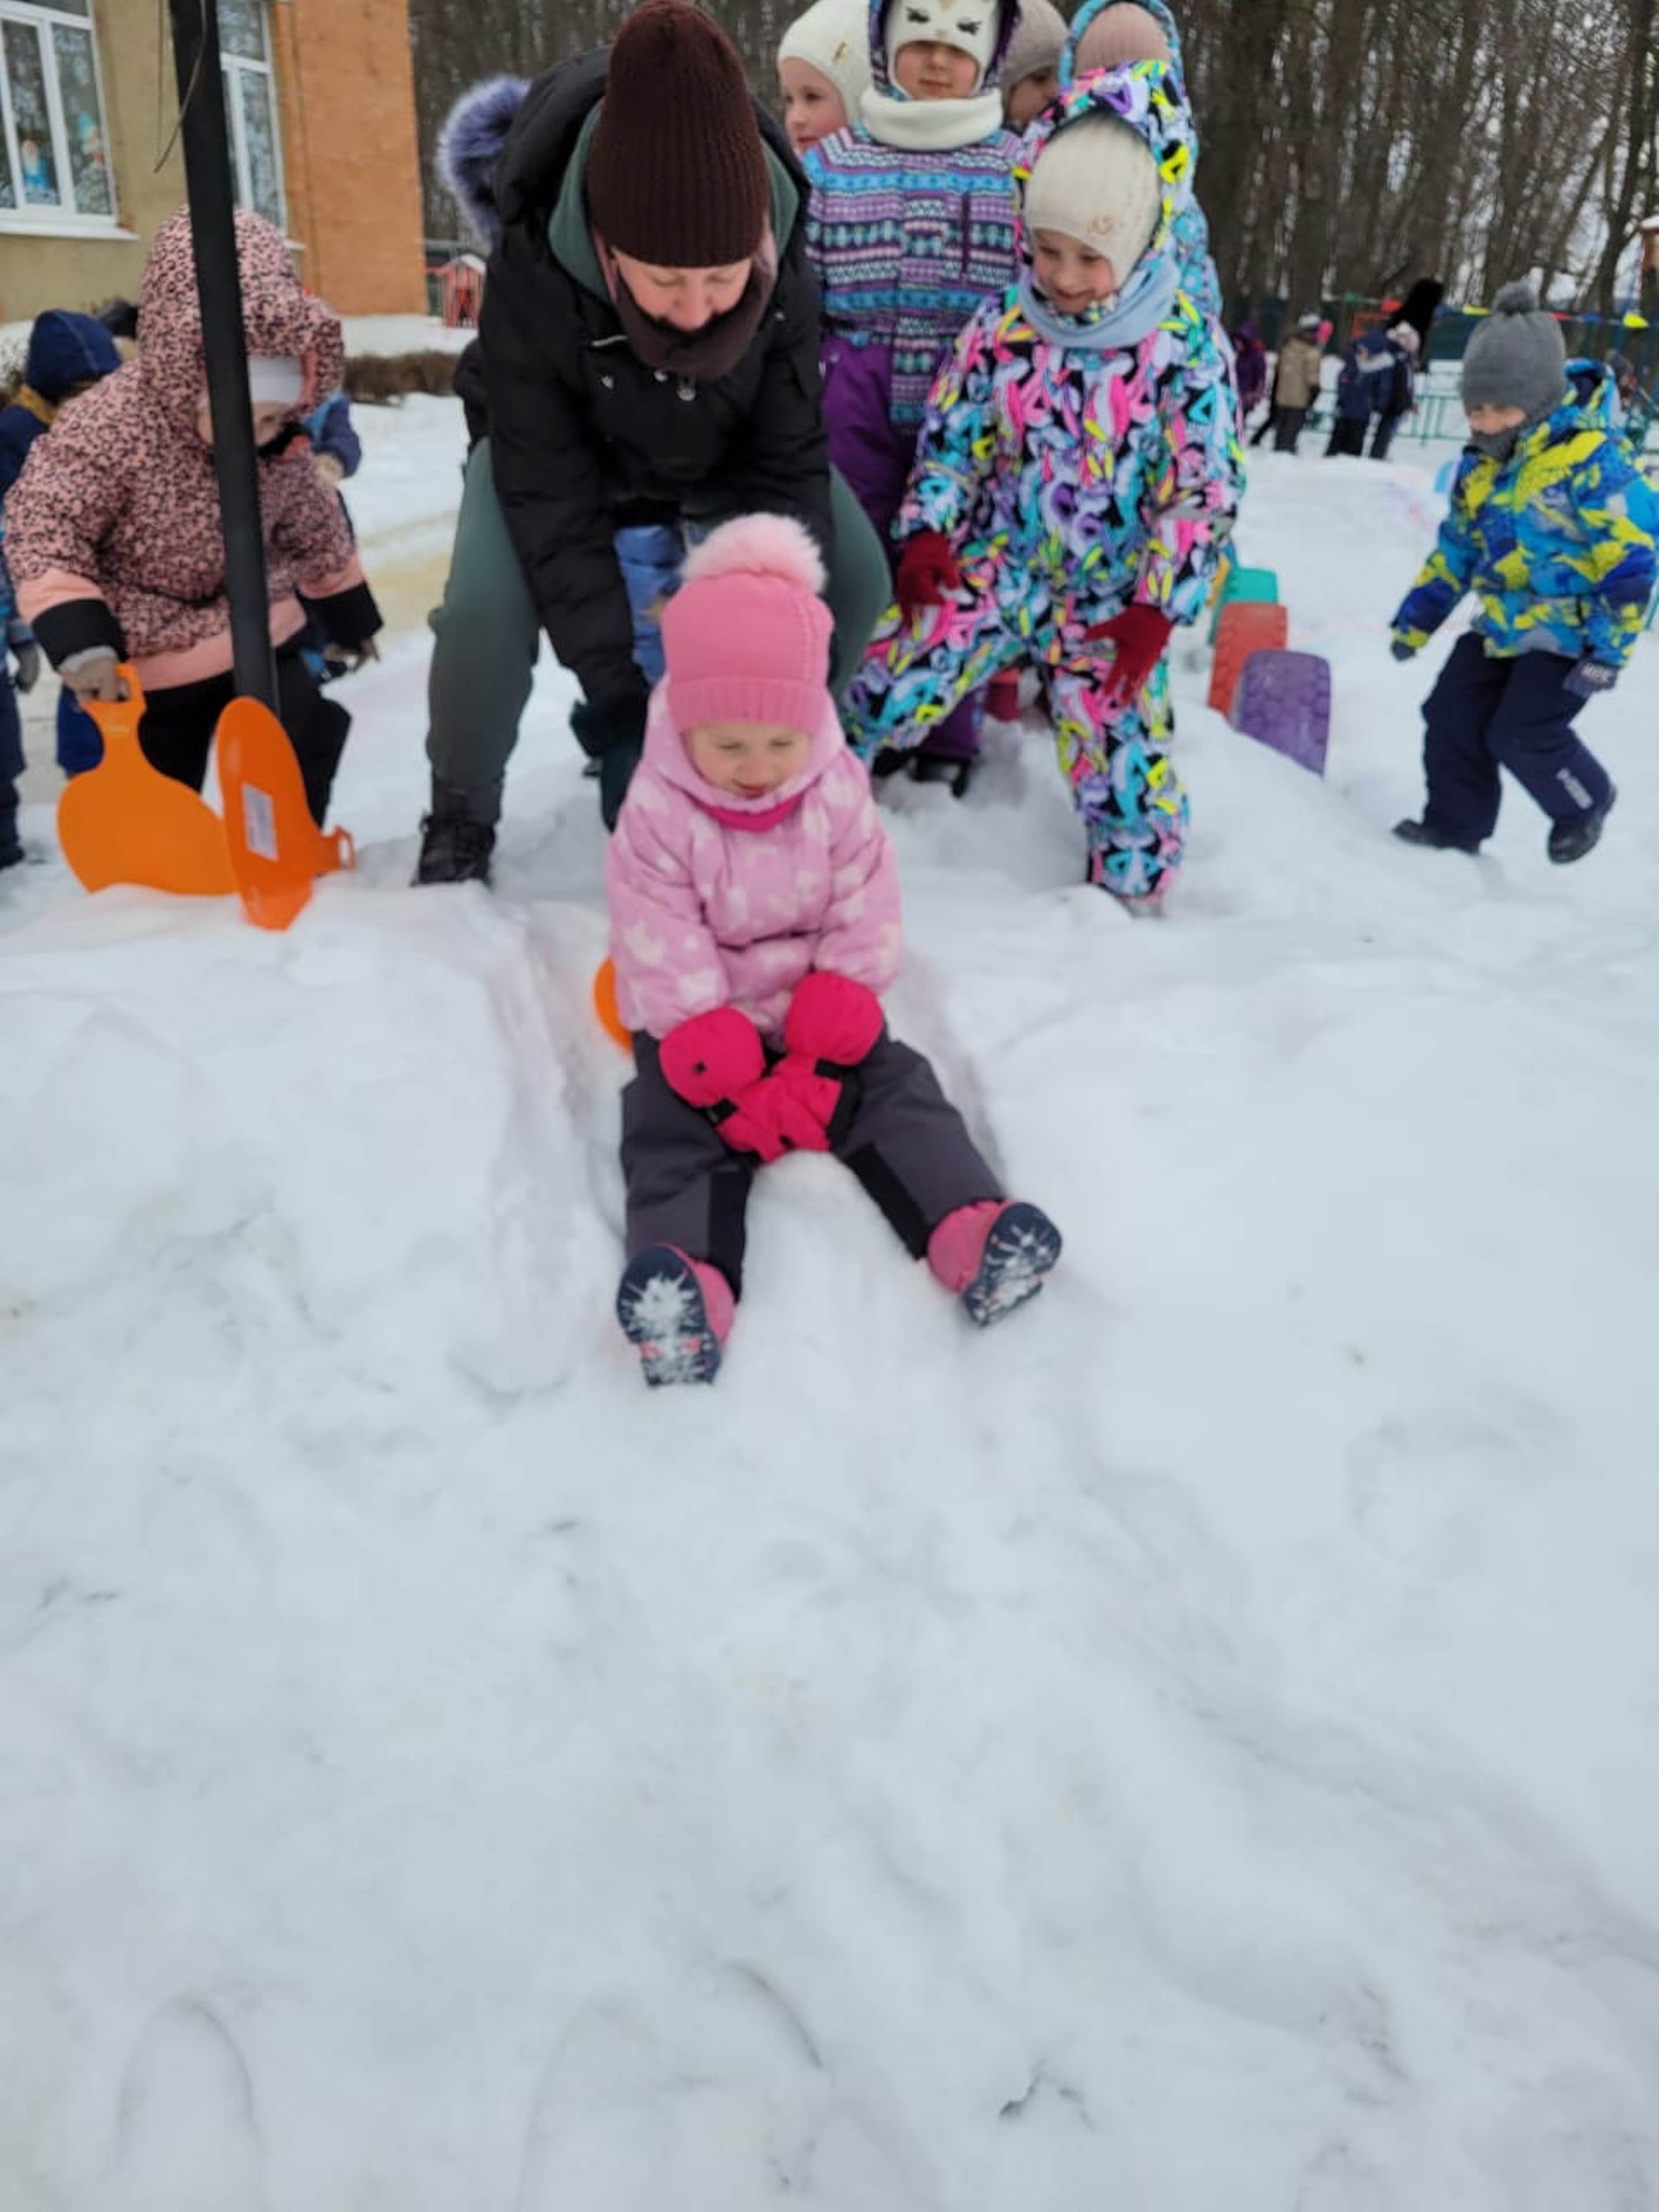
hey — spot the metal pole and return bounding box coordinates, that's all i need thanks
[168,0,277,709]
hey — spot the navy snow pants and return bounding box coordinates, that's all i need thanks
[1421,633,1611,849]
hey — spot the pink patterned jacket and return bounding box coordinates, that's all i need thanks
[606,690,902,1044]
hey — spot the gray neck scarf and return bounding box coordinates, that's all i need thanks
[1017,251,1181,354]
[1469,392,1560,465]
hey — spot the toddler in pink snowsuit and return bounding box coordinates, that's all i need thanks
[606,512,1062,1385]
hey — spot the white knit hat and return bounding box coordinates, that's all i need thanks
[1022,116,1161,276]
[779,0,872,114]
[885,0,1001,86]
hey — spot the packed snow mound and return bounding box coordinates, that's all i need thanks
[2,442,1658,2210]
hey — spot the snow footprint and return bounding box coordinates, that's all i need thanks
[95,1997,267,2212]
[513,1968,932,2211]
[1346,1404,1552,1572]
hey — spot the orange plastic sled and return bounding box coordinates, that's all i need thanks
[215,695,355,931]
[59,665,237,897]
[593,957,631,1050]
[1208,601,1290,716]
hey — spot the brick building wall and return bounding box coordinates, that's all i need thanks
[270,0,426,316]
[0,0,185,325]
[1,0,425,328]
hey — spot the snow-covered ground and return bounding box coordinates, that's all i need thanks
[340,312,478,360]
[3,418,1659,2212]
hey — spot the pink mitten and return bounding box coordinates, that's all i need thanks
[719,1071,832,1162]
[660,1008,827,1162]
[770,973,886,1147]
[660,1007,766,1112]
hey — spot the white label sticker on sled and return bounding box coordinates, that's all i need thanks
[241,785,279,862]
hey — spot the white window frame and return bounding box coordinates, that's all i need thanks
[0,0,120,234]
[220,4,287,234]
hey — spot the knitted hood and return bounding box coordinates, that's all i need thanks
[1014,62,1192,297]
[863,0,1022,96]
[137,207,343,434]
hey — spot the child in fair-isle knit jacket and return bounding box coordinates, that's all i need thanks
[802,0,1024,784]
[1390,284,1657,866]
[844,64,1243,908]
[607,514,1061,1387]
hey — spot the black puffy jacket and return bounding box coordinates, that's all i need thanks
[457,51,832,707]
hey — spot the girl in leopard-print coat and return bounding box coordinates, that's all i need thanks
[7,207,382,823]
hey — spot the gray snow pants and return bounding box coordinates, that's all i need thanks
[622,1032,1003,1296]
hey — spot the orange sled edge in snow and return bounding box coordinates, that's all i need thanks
[58,665,237,897]
[593,957,631,1050]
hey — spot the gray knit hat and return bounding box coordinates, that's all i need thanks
[1461,281,1566,418]
[1002,0,1070,88]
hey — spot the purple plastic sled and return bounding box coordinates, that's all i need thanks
[1230,649,1332,777]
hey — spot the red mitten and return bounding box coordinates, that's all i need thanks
[895,532,963,619]
[660,1006,765,1111]
[1082,605,1174,705]
[770,974,887,1147]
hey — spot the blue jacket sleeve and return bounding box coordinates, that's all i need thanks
[307,393,362,479]
[1393,465,1478,643]
[1568,438,1658,666]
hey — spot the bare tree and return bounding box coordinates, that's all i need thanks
[409,0,1656,323]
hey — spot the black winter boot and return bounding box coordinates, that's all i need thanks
[1393,817,1479,854]
[1548,783,1616,865]
[415,776,502,885]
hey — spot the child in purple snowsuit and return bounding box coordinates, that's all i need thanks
[802,0,1023,784]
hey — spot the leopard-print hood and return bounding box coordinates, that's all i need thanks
[137,207,344,433]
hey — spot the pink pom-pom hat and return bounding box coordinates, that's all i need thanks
[663,513,835,737]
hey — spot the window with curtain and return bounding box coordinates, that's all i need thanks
[218,0,286,231]
[0,0,116,226]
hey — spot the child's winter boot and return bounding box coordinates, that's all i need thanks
[928,1200,1062,1328]
[616,1245,734,1385]
[1548,783,1616,865]
[1392,817,1479,854]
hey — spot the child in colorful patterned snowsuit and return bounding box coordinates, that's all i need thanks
[802,0,1024,782]
[607,514,1061,1387]
[1391,283,1657,865]
[844,64,1243,906]
[1058,0,1222,320]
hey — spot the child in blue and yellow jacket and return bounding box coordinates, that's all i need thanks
[1391,284,1656,865]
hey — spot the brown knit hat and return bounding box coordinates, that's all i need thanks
[587,0,770,268]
